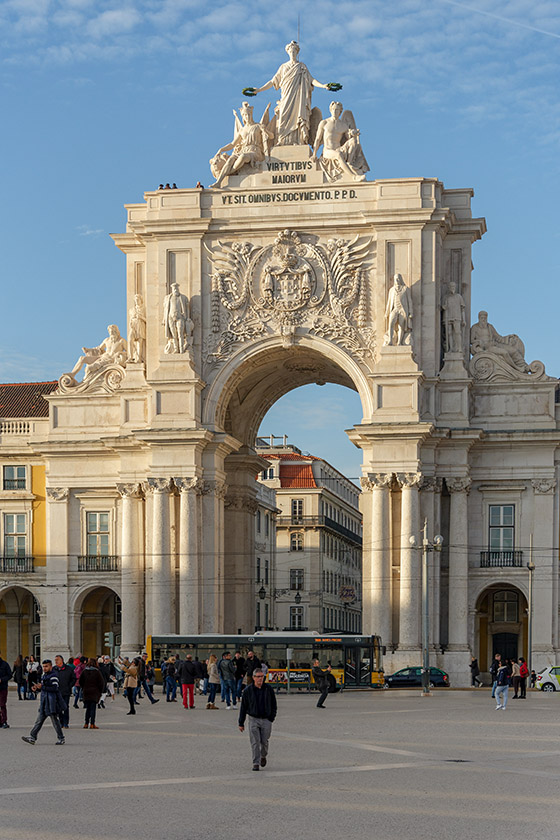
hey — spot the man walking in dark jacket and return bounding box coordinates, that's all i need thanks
[179,655,199,709]
[54,655,76,729]
[312,659,331,709]
[238,669,277,771]
[22,660,66,745]
[136,652,160,705]
[0,655,13,729]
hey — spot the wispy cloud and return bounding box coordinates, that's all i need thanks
[76,225,104,237]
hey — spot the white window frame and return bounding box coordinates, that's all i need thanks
[2,512,29,556]
[488,504,515,552]
[78,494,117,558]
[290,606,304,630]
[290,568,304,590]
[290,532,304,551]
[3,465,27,491]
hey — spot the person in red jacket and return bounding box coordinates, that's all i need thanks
[518,657,529,699]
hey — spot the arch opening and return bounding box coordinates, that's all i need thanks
[0,585,41,663]
[475,584,528,672]
[74,586,121,659]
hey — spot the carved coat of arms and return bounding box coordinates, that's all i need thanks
[204,229,375,369]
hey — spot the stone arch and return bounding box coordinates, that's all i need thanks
[203,336,374,446]
[473,582,528,672]
[71,583,121,659]
[0,584,42,663]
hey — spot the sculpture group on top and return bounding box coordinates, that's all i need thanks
[210,42,369,186]
[469,311,550,382]
[58,324,128,394]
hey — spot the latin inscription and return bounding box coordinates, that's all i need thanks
[221,189,358,205]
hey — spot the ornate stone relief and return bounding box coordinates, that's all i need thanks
[58,325,127,394]
[201,480,228,500]
[204,229,375,369]
[173,477,204,494]
[46,487,69,501]
[144,478,173,494]
[531,478,556,494]
[420,476,443,493]
[360,473,392,492]
[224,493,260,513]
[469,311,551,383]
[396,472,422,489]
[116,483,143,499]
[446,477,472,494]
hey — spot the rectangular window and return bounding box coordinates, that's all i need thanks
[265,558,269,585]
[86,512,110,556]
[290,606,304,630]
[256,510,261,533]
[493,591,518,622]
[265,513,269,537]
[256,602,261,629]
[290,532,303,551]
[489,505,514,551]
[264,603,269,629]
[3,465,26,490]
[4,513,27,556]
[291,499,303,524]
[290,568,304,590]
[256,557,261,583]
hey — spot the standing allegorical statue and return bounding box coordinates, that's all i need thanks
[163,283,194,355]
[384,273,413,346]
[242,41,342,146]
[442,281,466,353]
[128,294,146,363]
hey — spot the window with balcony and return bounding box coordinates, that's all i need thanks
[87,512,110,556]
[290,532,303,551]
[493,590,518,623]
[290,606,304,630]
[291,498,303,524]
[290,568,304,590]
[3,465,26,490]
[4,513,27,556]
[480,505,521,567]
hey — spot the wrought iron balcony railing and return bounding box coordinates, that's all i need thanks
[0,556,34,573]
[3,479,26,490]
[480,550,523,568]
[277,515,362,546]
[77,555,119,572]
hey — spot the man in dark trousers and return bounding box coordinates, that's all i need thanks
[136,652,160,705]
[245,650,261,686]
[238,669,277,771]
[54,655,76,729]
[22,660,66,745]
[179,654,199,709]
[0,654,13,729]
[312,659,331,709]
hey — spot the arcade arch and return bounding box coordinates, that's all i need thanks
[474,583,528,672]
[0,585,41,663]
[71,585,121,659]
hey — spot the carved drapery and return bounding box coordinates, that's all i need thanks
[532,479,556,495]
[46,487,69,501]
[446,477,472,495]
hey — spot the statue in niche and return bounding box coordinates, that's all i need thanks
[128,294,146,363]
[210,101,273,188]
[442,281,466,353]
[383,273,413,346]
[68,324,127,381]
[163,283,194,355]
[243,41,340,147]
[313,102,369,182]
[470,311,530,373]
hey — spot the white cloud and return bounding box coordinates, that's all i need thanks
[87,6,142,39]
[76,225,104,237]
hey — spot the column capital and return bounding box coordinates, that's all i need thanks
[117,482,143,499]
[224,492,259,513]
[201,479,228,500]
[361,473,392,492]
[419,476,443,493]
[396,472,422,489]
[531,478,556,495]
[446,476,472,494]
[46,487,69,502]
[144,478,173,494]
[173,477,204,494]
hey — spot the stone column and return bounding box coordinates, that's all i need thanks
[43,487,71,661]
[117,483,144,658]
[420,476,442,648]
[146,478,173,636]
[174,477,202,634]
[200,479,227,633]
[397,473,421,650]
[446,477,471,649]
[361,474,392,645]
[531,479,556,661]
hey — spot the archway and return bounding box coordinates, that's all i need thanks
[0,586,41,664]
[72,586,121,659]
[206,341,370,635]
[475,584,528,672]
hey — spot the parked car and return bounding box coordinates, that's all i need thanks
[384,666,450,688]
[535,666,560,691]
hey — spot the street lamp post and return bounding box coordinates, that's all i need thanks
[527,533,535,676]
[411,519,443,696]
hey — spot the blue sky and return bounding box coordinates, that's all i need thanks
[1,0,559,478]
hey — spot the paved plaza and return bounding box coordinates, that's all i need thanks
[0,687,558,840]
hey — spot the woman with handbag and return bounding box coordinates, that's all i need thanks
[122,658,139,715]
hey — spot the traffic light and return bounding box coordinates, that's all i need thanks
[104,631,115,648]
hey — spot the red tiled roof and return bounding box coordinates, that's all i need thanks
[260,452,319,462]
[280,464,318,488]
[0,381,57,418]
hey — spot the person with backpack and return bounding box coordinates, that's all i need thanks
[494,662,510,710]
[489,653,501,698]
[518,657,529,699]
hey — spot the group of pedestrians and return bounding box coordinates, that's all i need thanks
[489,653,531,710]
[161,649,264,710]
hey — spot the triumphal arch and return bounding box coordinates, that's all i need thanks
[27,43,558,684]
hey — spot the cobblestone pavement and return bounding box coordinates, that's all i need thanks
[0,688,558,840]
